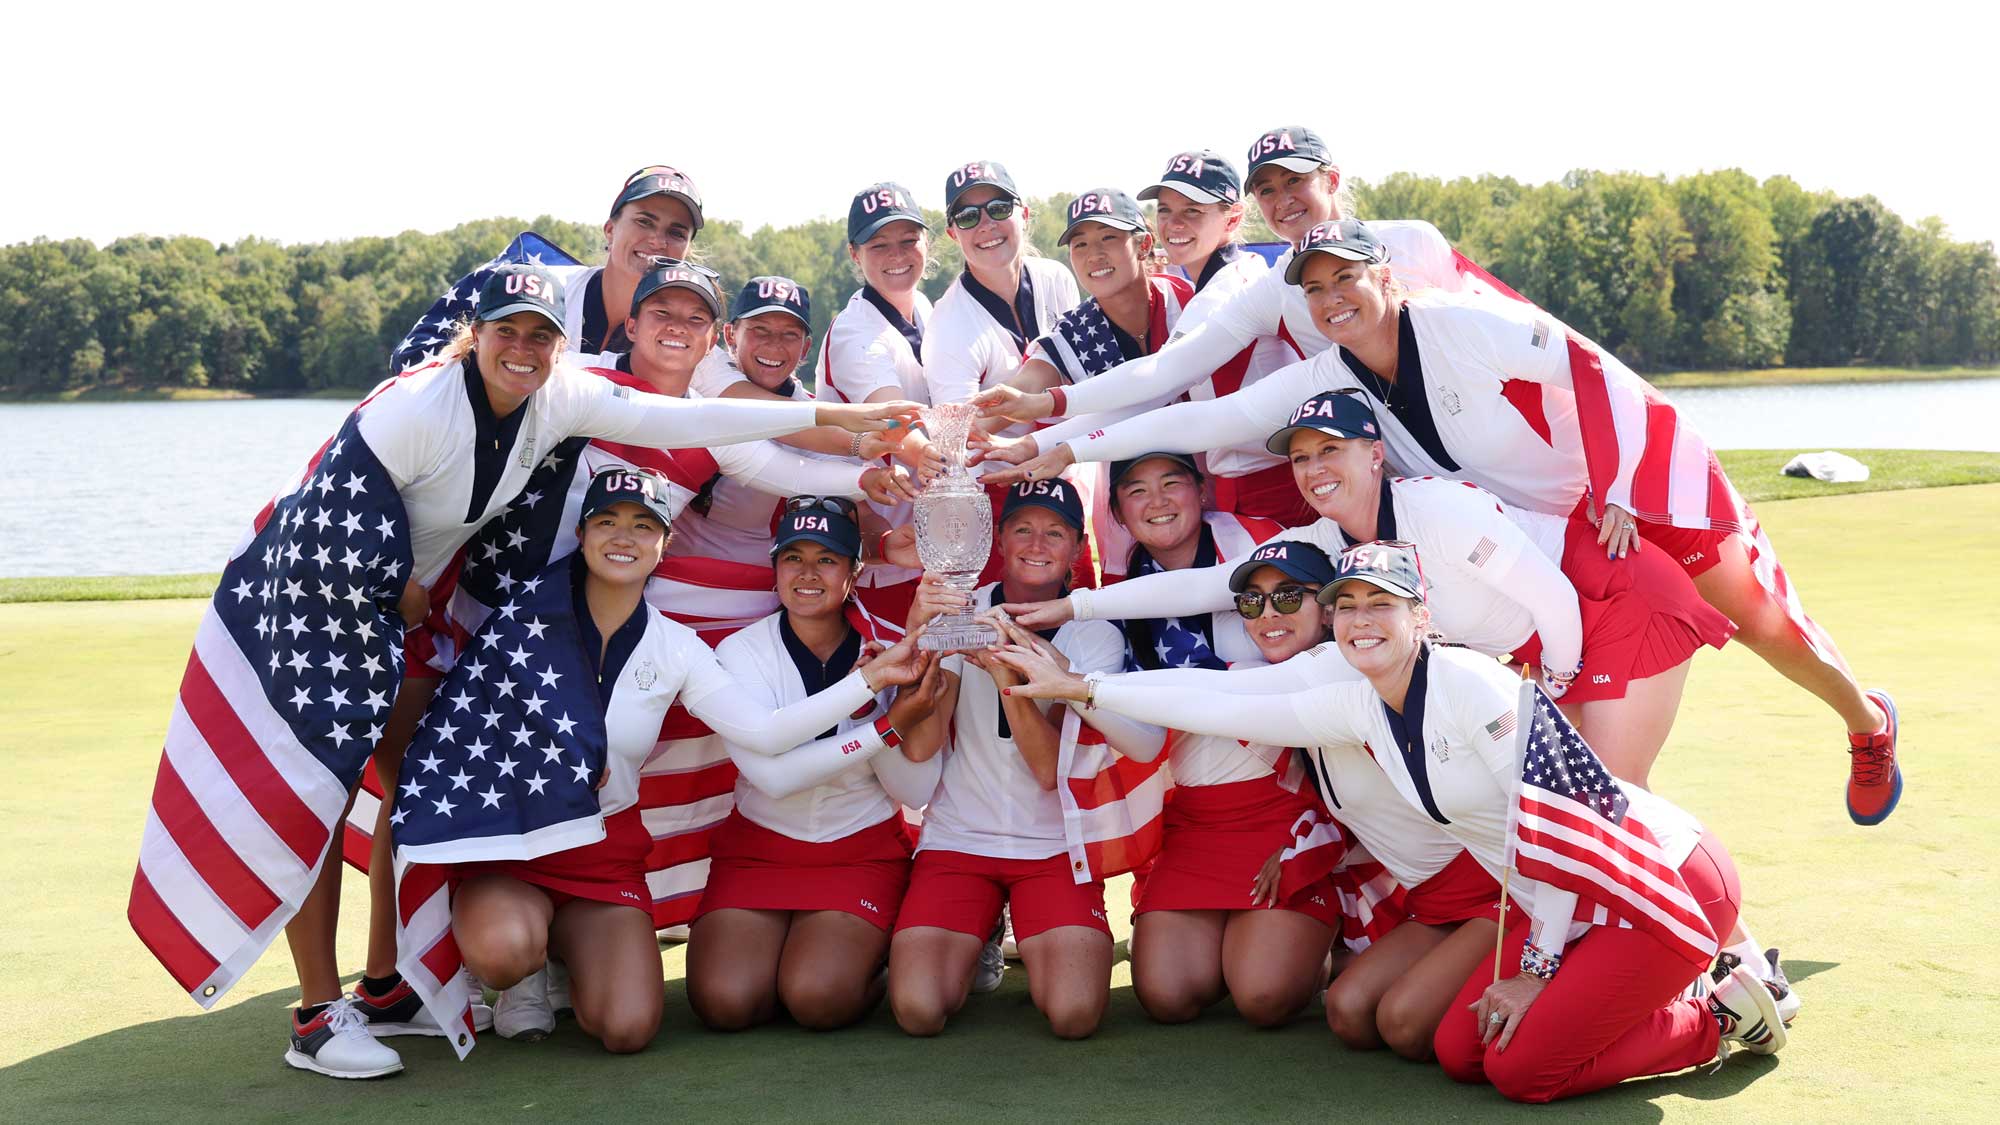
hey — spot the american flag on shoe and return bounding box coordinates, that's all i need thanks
[1451,251,1832,663]
[128,413,414,1007]
[1503,681,1718,970]
[388,232,586,375]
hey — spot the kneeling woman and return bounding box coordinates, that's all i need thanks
[1001,542,1788,1101]
[688,499,950,1031]
[438,471,926,1053]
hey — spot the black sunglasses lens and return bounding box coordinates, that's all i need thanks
[986,199,1016,223]
[951,206,983,230]
[1272,588,1309,614]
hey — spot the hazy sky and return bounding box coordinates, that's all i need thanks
[12,1,1997,249]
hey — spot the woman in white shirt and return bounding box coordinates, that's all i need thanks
[686,499,948,1031]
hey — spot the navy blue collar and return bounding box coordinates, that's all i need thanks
[959,266,1039,354]
[569,553,650,696]
[1382,647,1451,825]
[1375,473,1399,541]
[1341,306,1460,474]
[1194,244,1241,293]
[460,355,530,522]
[861,284,925,363]
[778,613,860,739]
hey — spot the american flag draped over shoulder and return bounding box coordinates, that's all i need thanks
[388,232,584,375]
[1034,275,1190,385]
[1503,681,1717,970]
[129,412,414,1006]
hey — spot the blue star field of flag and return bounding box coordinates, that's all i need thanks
[391,556,610,860]
[1520,689,1629,822]
[452,438,590,618]
[212,414,415,786]
[1120,552,1226,674]
[388,232,583,375]
[1042,296,1138,386]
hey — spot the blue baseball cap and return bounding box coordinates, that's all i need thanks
[630,258,724,320]
[611,165,705,230]
[1323,540,1426,604]
[1265,389,1380,455]
[1284,218,1390,284]
[772,497,861,559]
[1110,451,1203,490]
[580,467,675,529]
[730,276,811,328]
[1228,539,1338,593]
[1244,126,1335,179]
[943,160,1020,210]
[848,182,926,245]
[475,264,566,333]
[1137,150,1241,206]
[1001,477,1085,533]
[1059,189,1148,246]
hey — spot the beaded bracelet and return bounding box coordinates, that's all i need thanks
[1519,940,1563,981]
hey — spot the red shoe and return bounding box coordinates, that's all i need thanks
[1846,690,1901,826]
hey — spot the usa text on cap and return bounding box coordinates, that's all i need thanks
[630,258,723,320]
[612,165,705,230]
[1283,219,1390,284]
[475,265,566,333]
[730,276,811,328]
[773,497,862,558]
[1137,150,1241,205]
[943,160,1019,210]
[1059,189,1147,246]
[1244,126,1335,177]
[849,182,926,245]
[1228,540,1337,592]
[1002,477,1085,532]
[1265,389,1379,454]
[1322,540,1426,604]
[581,467,676,529]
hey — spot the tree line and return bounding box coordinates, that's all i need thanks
[2,168,1995,395]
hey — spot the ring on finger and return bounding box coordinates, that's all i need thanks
[1488,1012,1505,1024]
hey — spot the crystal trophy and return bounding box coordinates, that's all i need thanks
[914,402,999,652]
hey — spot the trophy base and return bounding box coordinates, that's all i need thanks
[918,613,1000,653]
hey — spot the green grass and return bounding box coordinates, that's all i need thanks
[0,573,221,604]
[4,486,1999,1122]
[1718,448,2000,503]
[1646,364,2000,389]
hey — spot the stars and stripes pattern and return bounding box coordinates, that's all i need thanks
[1504,681,1718,970]
[1274,807,1409,953]
[1056,709,1167,884]
[128,412,414,1007]
[1035,275,1190,386]
[388,232,583,375]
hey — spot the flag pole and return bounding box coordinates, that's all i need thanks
[1495,663,1533,984]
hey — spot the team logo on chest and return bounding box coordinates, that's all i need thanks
[634,659,657,690]
[1430,735,1452,763]
[1441,389,1462,416]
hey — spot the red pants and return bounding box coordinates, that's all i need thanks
[1433,832,1740,1103]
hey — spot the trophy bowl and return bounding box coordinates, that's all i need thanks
[914,402,999,652]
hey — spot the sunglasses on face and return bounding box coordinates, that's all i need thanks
[950,198,1018,230]
[784,495,858,519]
[1234,585,1318,620]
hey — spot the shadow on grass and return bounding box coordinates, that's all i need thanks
[4,975,1785,1124]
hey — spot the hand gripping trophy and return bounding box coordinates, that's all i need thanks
[914,402,1000,652]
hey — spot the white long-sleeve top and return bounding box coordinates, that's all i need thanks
[812,286,932,588]
[714,611,942,842]
[1092,646,1702,958]
[922,258,1080,414]
[1042,221,1458,430]
[354,357,821,586]
[1068,475,1582,674]
[920,585,1163,860]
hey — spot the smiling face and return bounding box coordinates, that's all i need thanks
[1326,579,1422,678]
[1064,222,1149,301]
[471,312,563,413]
[580,501,668,587]
[626,288,718,386]
[947,185,1025,275]
[1287,429,1382,525]
[1241,565,1327,663]
[1151,187,1242,270]
[998,506,1081,595]
[773,542,858,621]
[1113,457,1203,557]
[1298,253,1396,347]
[726,311,809,390]
[1246,166,1340,244]
[603,195,697,281]
[851,220,928,296]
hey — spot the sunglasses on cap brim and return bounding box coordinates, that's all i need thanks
[950,198,1019,230]
[784,495,858,519]
[1234,585,1319,620]
[643,255,719,278]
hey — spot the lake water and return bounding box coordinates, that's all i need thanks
[2,378,1995,578]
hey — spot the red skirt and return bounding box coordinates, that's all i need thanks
[1404,850,1503,926]
[694,811,913,931]
[1513,514,1735,704]
[1137,776,1342,927]
[1211,462,1318,528]
[456,805,651,911]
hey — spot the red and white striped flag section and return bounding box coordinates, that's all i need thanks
[1451,250,1833,663]
[1274,803,1408,953]
[1055,710,1169,884]
[1502,679,1718,970]
[129,411,414,1007]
